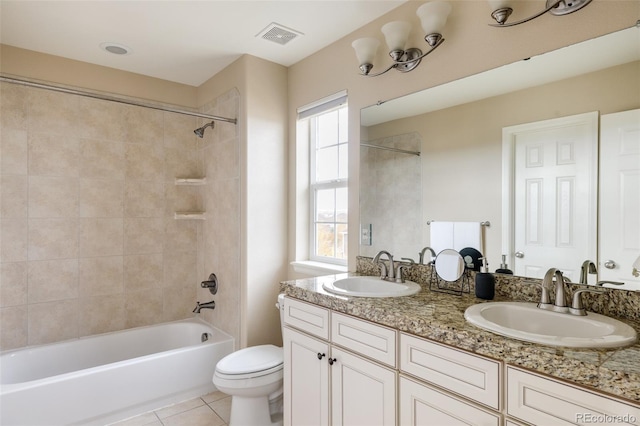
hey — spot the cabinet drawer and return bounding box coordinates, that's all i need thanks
[400,376,501,426]
[400,333,501,410]
[284,297,329,340]
[331,312,397,367]
[507,367,640,426]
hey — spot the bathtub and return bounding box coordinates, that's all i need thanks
[0,318,234,426]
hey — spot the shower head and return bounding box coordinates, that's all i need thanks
[194,121,215,138]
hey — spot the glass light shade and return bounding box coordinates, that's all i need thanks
[488,0,512,10]
[381,21,411,51]
[351,37,380,65]
[416,1,452,35]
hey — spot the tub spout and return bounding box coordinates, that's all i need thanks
[193,300,215,313]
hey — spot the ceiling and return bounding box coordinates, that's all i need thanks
[0,0,406,87]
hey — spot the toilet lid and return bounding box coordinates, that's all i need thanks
[216,344,283,375]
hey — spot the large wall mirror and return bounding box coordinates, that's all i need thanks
[359,26,640,290]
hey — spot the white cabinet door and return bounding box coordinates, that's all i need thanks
[599,109,640,290]
[283,327,330,426]
[502,112,598,280]
[399,376,501,426]
[330,347,397,426]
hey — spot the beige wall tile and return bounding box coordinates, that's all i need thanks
[1,219,28,262]
[124,105,164,145]
[78,294,125,337]
[163,219,198,252]
[124,253,163,292]
[163,112,198,151]
[164,250,197,289]
[125,144,164,181]
[125,180,164,217]
[79,256,124,296]
[124,218,164,254]
[125,290,163,328]
[28,259,79,303]
[28,133,80,177]
[79,218,123,257]
[28,299,78,345]
[163,284,196,322]
[165,184,201,217]
[28,218,78,260]
[164,146,201,181]
[1,175,27,218]
[203,139,239,181]
[0,262,28,307]
[0,305,28,350]
[1,128,28,175]
[80,138,125,179]
[0,83,28,130]
[27,89,80,137]
[28,176,79,218]
[77,97,126,141]
[79,178,124,217]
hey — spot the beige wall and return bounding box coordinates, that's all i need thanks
[364,61,640,267]
[286,0,639,270]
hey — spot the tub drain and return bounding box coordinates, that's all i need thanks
[201,333,209,342]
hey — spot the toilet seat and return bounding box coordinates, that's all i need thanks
[215,344,283,380]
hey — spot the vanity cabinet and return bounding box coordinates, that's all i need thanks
[282,297,397,426]
[398,332,502,425]
[507,367,640,426]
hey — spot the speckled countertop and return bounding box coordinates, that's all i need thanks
[280,272,640,405]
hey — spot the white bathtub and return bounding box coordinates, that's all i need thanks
[0,318,234,426]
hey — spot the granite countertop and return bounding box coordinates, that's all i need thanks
[280,273,640,405]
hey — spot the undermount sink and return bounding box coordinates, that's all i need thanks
[464,302,637,348]
[322,276,421,298]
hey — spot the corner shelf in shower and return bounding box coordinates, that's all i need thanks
[174,212,206,220]
[174,178,207,186]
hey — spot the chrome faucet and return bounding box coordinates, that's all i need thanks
[579,260,597,284]
[193,300,215,313]
[418,247,436,265]
[373,250,395,280]
[538,268,569,313]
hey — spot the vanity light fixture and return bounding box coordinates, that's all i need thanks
[351,1,452,77]
[488,0,592,27]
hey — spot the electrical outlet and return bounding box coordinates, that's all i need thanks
[361,224,372,246]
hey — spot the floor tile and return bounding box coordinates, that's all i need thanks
[208,396,232,424]
[161,405,225,426]
[154,397,205,419]
[108,411,161,426]
[201,390,228,403]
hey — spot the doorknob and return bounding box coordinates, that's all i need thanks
[604,260,617,269]
[515,251,524,258]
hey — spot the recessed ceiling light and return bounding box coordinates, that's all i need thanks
[99,42,132,55]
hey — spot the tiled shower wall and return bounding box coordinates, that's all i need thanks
[196,89,241,345]
[0,82,204,350]
[360,131,422,259]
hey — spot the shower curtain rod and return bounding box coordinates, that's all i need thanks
[360,142,420,156]
[0,76,238,125]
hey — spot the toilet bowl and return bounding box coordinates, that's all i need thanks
[212,295,285,426]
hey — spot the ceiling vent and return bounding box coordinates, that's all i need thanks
[256,23,303,46]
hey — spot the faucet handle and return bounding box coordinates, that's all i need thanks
[569,287,606,316]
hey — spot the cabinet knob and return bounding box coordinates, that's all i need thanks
[515,251,524,258]
[317,353,326,360]
[328,357,337,365]
[604,260,617,269]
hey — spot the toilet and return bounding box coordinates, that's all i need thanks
[212,294,285,426]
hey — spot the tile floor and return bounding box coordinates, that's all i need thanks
[109,391,231,426]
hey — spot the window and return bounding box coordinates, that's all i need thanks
[298,92,348,265]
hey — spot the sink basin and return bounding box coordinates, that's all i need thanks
[322,276,421,298]
[464,302,637,348]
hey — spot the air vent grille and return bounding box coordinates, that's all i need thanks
[257,23,303,46]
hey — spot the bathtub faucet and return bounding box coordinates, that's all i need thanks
[193,300,215,313]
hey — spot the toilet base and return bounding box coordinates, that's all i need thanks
[229,395,282,426]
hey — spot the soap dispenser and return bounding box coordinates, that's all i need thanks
[495,255,513,275]
[475,258,495,300]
